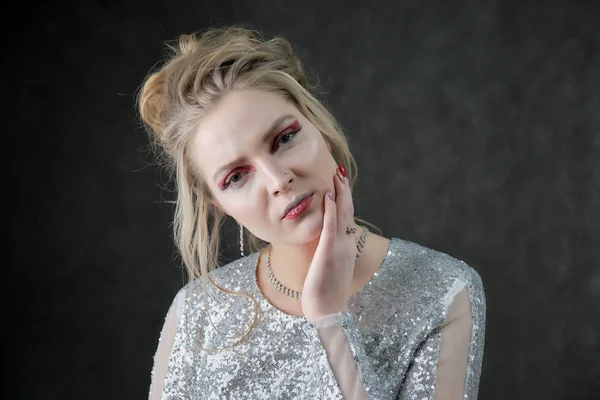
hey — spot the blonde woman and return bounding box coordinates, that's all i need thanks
[138,26,486,400]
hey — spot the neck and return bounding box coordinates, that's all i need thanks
[265,228,366,295]
[267,235,320,293]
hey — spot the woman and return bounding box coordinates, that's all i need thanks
[139,26,486,400]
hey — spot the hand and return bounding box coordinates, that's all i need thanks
[302,164,358,322]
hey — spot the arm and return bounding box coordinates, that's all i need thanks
[398,279,486,400]
[310,313,370,400]
[303,311,389,399]
[148,291,185,400]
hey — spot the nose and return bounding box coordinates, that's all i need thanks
[259,160,292,195]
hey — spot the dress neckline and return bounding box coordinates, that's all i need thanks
[247,237,396,322]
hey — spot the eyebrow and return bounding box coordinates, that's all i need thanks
[212,114,296,183]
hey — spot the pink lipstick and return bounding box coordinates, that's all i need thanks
[283,194,314,220]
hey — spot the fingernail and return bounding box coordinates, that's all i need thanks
[327,189,334,200]
[336,168,345,183]
[338,164,348,178]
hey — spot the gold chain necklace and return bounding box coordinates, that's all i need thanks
[265,225,369,300]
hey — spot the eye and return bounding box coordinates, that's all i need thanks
[220,123,301,191]
[230,172,244,183]
[273,124,301,151]
[280,132,294,144]
[221,169,249,190]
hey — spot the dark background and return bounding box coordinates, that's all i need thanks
[8,0,599,399]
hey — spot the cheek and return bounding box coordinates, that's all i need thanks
[220,198,253,217]
[292,133,332,168]
[217,193,267,225]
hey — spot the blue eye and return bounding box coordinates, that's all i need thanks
[221,124,301,191]
[280,133,294,143]
[230,172,244,183]
[221,169,249,190]
[273,127,300,151]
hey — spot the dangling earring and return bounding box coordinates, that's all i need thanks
[239,224,245,257]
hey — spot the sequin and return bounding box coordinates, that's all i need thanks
[155,237,486,399]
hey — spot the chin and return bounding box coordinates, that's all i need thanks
[265,205,325,246]
[296,208,324,243]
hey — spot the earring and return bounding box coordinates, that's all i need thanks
[239,224,245,257]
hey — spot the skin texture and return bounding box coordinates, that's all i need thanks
[190,89,374,320]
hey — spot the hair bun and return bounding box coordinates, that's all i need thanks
[139,70,166,135]
[178,33,199,56]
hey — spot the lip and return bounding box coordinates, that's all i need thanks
[282,193,314,220]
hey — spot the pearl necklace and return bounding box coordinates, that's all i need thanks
[265,225,369,300]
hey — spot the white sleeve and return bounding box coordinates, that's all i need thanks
[433,286,473,399]
[148,291,185,400]
[398,280,485,400]
[310,313,370,399]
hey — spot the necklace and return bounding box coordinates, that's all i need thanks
[265,225,369,300]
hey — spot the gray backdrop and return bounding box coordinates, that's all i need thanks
[9,0,599,399]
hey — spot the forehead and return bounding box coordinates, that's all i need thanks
[190,89,295,177]
[199,89,292,141]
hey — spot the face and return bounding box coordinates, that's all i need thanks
[190,89,339,245]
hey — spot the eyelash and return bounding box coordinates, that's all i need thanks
[221,126,301,190]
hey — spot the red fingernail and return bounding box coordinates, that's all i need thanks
[338,164,348,178]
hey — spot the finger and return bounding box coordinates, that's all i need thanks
[321,189,338,243]
[333,168,355,233]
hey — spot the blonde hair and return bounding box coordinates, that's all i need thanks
[136,25,378,352]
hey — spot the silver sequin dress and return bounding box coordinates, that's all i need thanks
[149,237,486,399]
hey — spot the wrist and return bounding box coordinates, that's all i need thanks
[305,307,348,323]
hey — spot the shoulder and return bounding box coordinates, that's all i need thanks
[206,251,261,289]
[385,237,485,306]
[388,237,483,285]
[169,252,261,318]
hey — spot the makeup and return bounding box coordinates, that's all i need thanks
[218,166,256,190]
[283,193,314,220]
